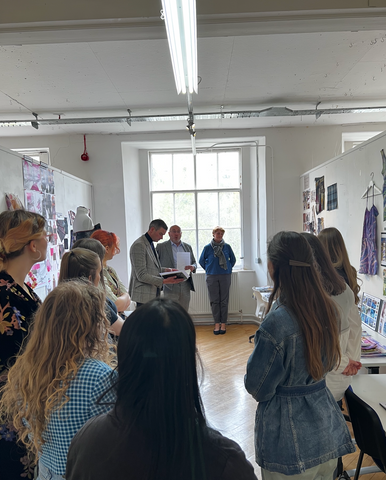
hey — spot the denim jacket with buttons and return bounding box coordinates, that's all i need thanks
[244,301,355,475]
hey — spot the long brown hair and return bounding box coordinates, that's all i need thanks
[72,238,106,289]
[300,233,346,296]
[0,280,114,459]
[0,210,46,271]
[267,231,341,380]
[58,248,100,284]
[318,227,361,304]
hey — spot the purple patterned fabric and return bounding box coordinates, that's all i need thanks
[359,205,378,275]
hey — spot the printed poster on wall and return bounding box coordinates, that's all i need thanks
[24,190,42,214]
[381,233,386,268]
[22,158,41,191]
[23,160,59,294]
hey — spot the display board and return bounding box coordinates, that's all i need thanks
[0,145,93,299]
[300,131,386,301]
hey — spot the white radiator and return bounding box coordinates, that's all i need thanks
[189,272,240,315]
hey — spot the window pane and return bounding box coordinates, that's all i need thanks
[152,193,174,225]
[198,229,212,259]
[219,192,240,228]
[196,153,217,189]
[223,229,241,265]
[173,153,194,190]
[180,229,197,259]
[175,193,195,229]
[197,192,218,229]
[151,154,173,191]
[218,151,240,188]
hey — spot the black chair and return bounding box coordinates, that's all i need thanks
[342,387,386,480]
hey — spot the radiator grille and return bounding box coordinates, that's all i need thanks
[189,272,240,315]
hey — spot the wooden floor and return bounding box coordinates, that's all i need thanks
[195,323,386,480]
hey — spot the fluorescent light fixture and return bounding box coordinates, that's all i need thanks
[161,0,197,95]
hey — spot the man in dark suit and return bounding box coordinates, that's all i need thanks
[156,225,196,311]
[129,219,183,306]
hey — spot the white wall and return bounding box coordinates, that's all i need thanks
[121,143,143,274]
[2,122,386,313]
[301,130,386,300]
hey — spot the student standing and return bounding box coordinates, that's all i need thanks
[0,210,47,479]
[245,231,354,480]
[66,298,257,480]
[0,280,116,480]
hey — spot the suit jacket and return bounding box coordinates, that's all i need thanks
[156,240,196,292]
[129,234,164,304]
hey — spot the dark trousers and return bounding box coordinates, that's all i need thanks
[206,274,232,324]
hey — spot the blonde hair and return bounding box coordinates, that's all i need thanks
[212,226,225,235]
[0,210,46,271]
[0,280,115,459]
[318,227,361,305]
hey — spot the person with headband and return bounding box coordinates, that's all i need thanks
[90,230,131,316]
[0,280,117,480]
[245,231,354,480]
[0,210,48,478]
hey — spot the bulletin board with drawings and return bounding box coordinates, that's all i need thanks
[0,145,93,300]
[300,131,386,302]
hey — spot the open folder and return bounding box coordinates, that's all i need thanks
[159,269,190,280]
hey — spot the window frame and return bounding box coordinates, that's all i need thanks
[11,148,50,165]
[149,148,243,268]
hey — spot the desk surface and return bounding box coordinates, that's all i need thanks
[360,324,386,367]
[351,374,386,426]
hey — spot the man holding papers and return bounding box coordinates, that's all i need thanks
[156,225,196,311]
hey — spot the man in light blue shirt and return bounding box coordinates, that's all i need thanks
[156,225,196,311]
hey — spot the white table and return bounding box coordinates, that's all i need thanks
[351,374,386,426]
[360,324,386,373]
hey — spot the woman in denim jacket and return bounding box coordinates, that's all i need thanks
[245,231,355,480]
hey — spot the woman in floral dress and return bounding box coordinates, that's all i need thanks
[0,210,47,479]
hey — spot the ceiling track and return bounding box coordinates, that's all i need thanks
[2,105,386,129]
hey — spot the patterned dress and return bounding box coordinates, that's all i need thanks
[0,271,41,479]
[359,205,379,275]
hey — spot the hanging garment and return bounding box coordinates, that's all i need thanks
[359,204,379,275]
[315,176,325,214]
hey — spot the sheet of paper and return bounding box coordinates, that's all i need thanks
[177,252,191,271]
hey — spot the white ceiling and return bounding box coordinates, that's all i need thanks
[1,6,386,137]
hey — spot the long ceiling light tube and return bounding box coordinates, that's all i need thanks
[162,0,197,95]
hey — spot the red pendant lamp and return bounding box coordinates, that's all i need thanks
[81,134,89,161]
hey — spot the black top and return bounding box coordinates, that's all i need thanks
[66,411,257,480]
[0,270,41,380]
[0,270,41,478]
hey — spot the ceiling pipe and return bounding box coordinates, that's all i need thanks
[2,105,386,128]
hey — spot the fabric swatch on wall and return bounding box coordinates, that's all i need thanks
[315,176,325,213]
[327,183,338,211]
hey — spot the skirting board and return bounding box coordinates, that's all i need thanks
[191,314,260,325]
